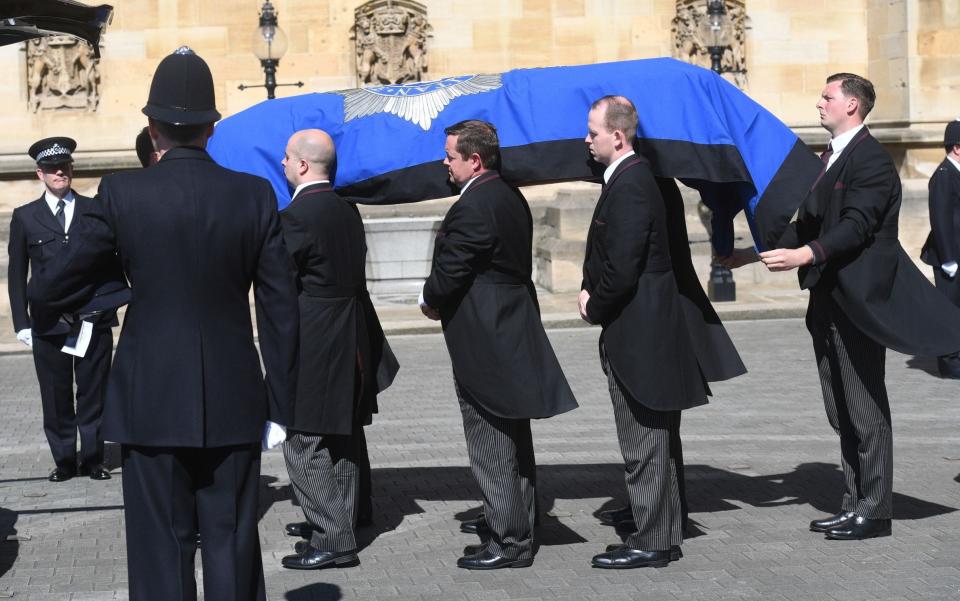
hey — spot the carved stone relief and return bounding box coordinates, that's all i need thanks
[350,0,432,86]
[26,36,102,112]
[671,0,748,89]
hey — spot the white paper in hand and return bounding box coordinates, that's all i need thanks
[262,421,287,451]
[61,321,93,357]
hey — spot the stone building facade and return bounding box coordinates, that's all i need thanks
[1,1,957,311]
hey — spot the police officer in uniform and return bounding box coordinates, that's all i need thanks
[921,120,960,378]
[7,137,116,482]
[28,48,299,601]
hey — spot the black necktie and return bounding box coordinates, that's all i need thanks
[55,199,66,232]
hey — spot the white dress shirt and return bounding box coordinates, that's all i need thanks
[825,124,865,171]
[603,150,636,184]
[44,189,75,232]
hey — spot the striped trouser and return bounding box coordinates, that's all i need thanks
[807,294,893,519]
[456,380,537,560]
[283,429,360,553]
[602,351,684,551]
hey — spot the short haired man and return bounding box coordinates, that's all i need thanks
[7,137,118,482]
[724,73,960,540]
[134,126,159,167]
[277,129,398,570]
[920,120,960,378]
[420,120,578,569]
[579,96,706,568]
[28,48,299,600]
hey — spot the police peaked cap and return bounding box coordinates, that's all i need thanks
[945,121,960,148]
[142,46,221,125]
[29,137,76,166]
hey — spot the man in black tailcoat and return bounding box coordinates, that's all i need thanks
[723,73,960,541]
[28,48,299,600]
[277,129,399,570]
[420,119,578,570]
[579,96,712,569]
[7,137,118,482]
[920,120,960,378]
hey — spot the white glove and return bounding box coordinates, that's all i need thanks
[16,329,32,348]
[942,262,958,278]
[262,421,287,451]
[417,285,428,309]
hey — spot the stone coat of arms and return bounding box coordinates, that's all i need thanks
[351,0,432,86]
[26,35,101,112]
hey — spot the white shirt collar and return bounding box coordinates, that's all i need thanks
[292,179,330,199]
[44,189,74,206]
[603,150,636,184]
[826,124,865,167]
[43,189,76,231]
[459,174,482,196]
[947,155,960,174]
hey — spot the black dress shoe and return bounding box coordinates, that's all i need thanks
[294,540,309,554]
[48,467,75,482]
[281,546,359,570]
[825,516,891,540]
[597,506,634,527]
[591,547,672,569]
[87,465,112,480]
[460,516,490,535]
[285,521,318,538]
[809,510,855,533]
[456,549,533,570]
[604,543,682,561]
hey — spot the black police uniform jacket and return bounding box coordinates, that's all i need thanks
[8,192,120,336]
[28,147,300,447]
[422,172,578,420]
[280,182,399,435]
[779,129,960,356]
[921,158,960,299]
[582,156,708,412]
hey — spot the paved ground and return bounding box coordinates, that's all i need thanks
[0,319,958,601]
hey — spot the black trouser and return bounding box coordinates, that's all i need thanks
[32,329,113,470]
[121,444,265,601]
[807,293,893,519]
[283,428,361,553]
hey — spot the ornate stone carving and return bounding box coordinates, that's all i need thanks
[350,0,432,86]
[671,0,748,89]
[26,36,102,112]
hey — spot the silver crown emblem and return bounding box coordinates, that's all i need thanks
[174,46,195,55]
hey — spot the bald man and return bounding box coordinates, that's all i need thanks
[277,129,399,570]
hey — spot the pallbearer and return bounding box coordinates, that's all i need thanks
[420,120,578,570]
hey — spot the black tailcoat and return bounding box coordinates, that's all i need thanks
[8,192,120,335]
[280,182,399,435]
[779,130,960,356]
[921,158,960,305]
[656,177,747,383]
[582,156,708,412]
[28,147,300,447]
[422,172,578,420]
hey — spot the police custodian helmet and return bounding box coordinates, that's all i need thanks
[945,120,960,149]
[142,46,221,125]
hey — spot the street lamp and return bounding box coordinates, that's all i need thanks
[238,0,303,99]
[700,0,737,302]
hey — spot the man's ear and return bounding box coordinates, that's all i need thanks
[471,152,483,171]
[847,96,860,118]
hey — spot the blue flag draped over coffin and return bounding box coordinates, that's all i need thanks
[207,57,822,252]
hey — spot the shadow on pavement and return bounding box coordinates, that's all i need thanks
[0,507,18,579]
[905,356,941,377]
[284,583,342,601]
[258,462,957,552]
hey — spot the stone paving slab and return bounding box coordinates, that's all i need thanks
[0,319,958,600]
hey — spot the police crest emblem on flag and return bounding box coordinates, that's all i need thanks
[335,74,502,130]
